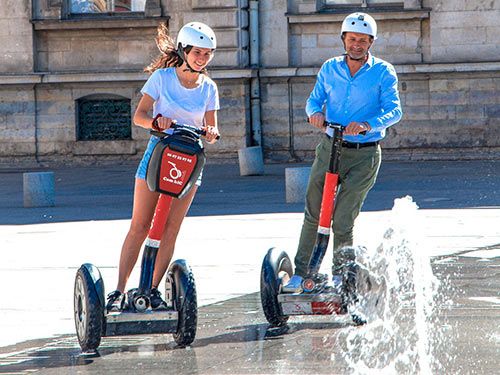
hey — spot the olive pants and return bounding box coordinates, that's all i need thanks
[294,135,381,277]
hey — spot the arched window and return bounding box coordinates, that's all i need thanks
[76,95,131,141]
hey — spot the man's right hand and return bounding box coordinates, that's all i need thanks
[308,113,326,129]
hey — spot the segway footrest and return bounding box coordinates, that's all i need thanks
[105,311,178,336]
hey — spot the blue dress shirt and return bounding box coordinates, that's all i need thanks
[306,53,402,143]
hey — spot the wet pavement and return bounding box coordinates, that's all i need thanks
[0,160,499,374]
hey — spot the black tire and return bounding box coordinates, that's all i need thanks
[170,260,197,346]
[260,248,293,327]
[74,264,105,352]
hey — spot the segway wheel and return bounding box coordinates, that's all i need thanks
[169,260,197,346]
[74,264,105,352]
[260,248,293,327]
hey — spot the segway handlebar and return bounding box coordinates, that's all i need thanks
[151,114,220,140]
[307,118,367,136]
[325,121,367,136]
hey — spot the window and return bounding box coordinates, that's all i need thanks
[77,97,131,141]
[323,0,401,7]
[70,0,146,14]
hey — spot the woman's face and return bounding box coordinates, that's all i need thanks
[185,47,214,71]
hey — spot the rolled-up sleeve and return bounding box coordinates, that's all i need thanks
[366,64,402,131]
[306,64,328,117]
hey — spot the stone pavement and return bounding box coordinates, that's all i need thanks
[0,160,499,374]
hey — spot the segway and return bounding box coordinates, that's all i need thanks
[261,122,374,327]
[74,117,213,352]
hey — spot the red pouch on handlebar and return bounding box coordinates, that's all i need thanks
[146,131,205,198]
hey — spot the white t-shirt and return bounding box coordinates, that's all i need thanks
[140,67,220,129]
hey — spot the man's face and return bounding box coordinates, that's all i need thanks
[343,32,373,60]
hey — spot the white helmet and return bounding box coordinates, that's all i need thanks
[341,13,377,40]
[176,22,217,50]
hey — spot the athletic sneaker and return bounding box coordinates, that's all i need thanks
[150,288,169,310]
[106,290,125,312]
[282,274,303,293]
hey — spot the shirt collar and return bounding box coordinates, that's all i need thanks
[365,52,374,67]
[342,52,373,67]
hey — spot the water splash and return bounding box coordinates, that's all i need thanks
[338,196,449,374]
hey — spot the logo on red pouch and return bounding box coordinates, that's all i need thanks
[162,161,184,185]
[164,161,182,180]
[159,149,196,195]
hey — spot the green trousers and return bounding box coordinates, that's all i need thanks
[294,135,381,277]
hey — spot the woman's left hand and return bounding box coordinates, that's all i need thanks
[204,125,220,143]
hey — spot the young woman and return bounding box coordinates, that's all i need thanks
[106,22,220,311]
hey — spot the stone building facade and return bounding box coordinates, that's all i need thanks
[0,0,499,165]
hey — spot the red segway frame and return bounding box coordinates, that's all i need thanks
[305,122,344,278]
[74,115,217,352]
[285,122,346,315]
[260,122,369,325]
[260,123,346,322]
[136,116,209,305]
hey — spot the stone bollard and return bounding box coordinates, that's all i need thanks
[285,167,311,203]
[238,146,264,176]
[23,172,55,208]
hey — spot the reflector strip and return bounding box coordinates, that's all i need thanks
[311,301,341,315]
[318,226,330,235]
[280,301,342,315]
[145,238,160,248]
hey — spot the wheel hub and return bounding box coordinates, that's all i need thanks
[74,276,87,339]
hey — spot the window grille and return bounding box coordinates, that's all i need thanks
[77,98,131,141]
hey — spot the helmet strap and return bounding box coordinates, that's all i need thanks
[183,61,202,74]
[175,44,185,67]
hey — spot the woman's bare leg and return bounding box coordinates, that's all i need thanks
[152,185,198,288]
[116,178,159,292]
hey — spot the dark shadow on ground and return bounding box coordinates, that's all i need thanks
[1,160,499,224]
[0,320,349,373]
[1,257,498,373]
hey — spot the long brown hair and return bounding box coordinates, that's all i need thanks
[145,22,209,75]
[144,23,182,74]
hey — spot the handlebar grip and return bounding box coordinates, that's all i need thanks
[151,114,221,140]
[151,113,163,132]
[306,118,367,135]
[197,128,221,140]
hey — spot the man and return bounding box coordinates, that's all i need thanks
[284,12,403,292]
